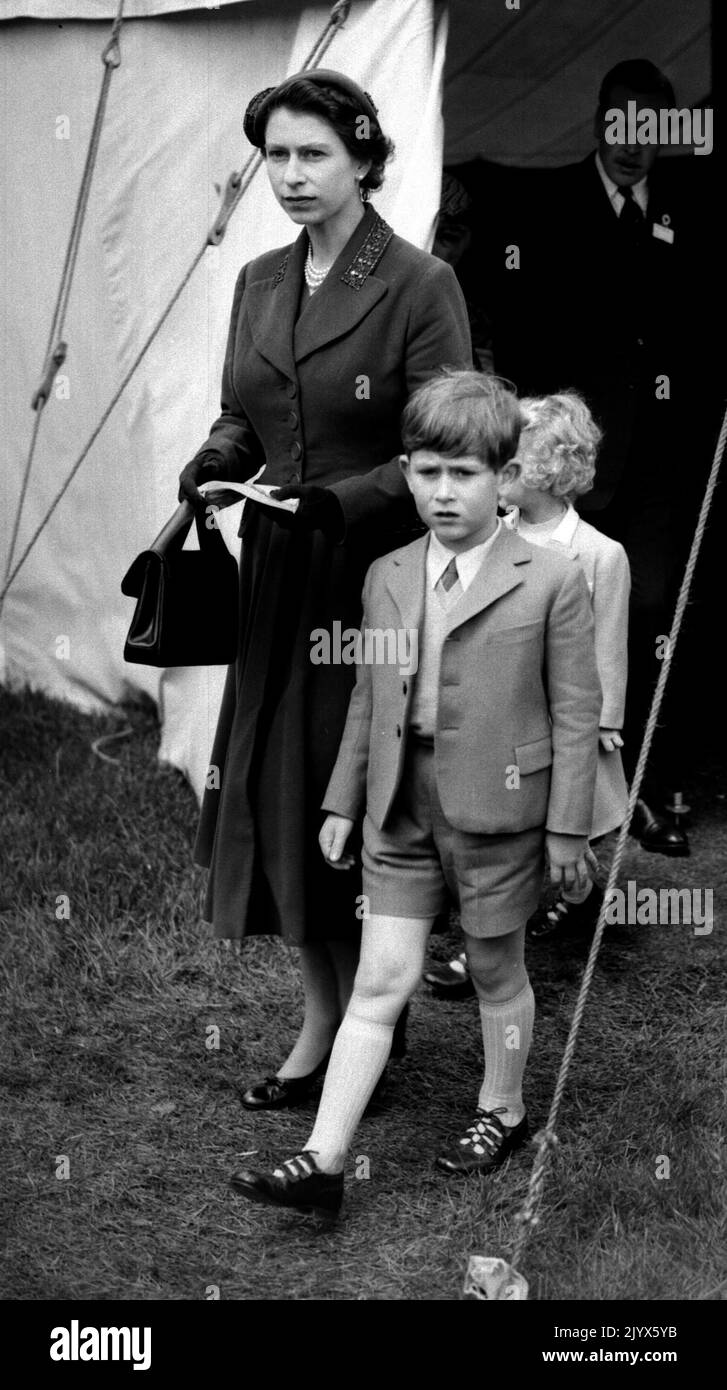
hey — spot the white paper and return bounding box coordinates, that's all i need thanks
[196,472,299,563]
[199,478,300,513]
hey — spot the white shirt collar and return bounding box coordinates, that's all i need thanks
[426,520,502,594]
[504,502,579,548]
[548,502,580,546]
[595,150,649,216]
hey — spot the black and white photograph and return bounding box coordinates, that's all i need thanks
[1,0,724,1336]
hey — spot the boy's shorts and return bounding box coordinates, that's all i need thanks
[361,738,545,938]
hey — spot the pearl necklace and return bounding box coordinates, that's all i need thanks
[304,243,333,292]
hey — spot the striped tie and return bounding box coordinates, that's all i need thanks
[436,557,461,608]
[439,558,458,591]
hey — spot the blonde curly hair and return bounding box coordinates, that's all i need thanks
[517,392,601,500]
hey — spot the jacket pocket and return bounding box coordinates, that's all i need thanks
[514,735,553,776]
[487,620,544,645]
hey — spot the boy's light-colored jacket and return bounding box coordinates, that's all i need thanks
[322,526,602,837]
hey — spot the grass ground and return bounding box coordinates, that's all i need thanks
[1,686,725,1301]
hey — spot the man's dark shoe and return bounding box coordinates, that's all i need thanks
[230,1151,344,1215]
[527,883,604,941]
[239,1053,330,1110]
[436,1107,529,1176]
[629,798,690,857]
[423,952,475,999]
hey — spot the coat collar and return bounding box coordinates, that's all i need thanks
[545,502,582,557]
[504,502,582,559]
[384,526,533,634]
[244,205,394,379]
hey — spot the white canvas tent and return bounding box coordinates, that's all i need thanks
[0,0,711,797]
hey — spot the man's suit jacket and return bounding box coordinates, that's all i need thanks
[323,526,601,837]
[491,154,692,509]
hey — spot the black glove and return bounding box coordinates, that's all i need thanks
[178,452,226,507]
[268,484,345,541]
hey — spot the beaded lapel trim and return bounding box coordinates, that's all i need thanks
[340,212,394,289]
[272,253,289,286]
[270,212,393,291]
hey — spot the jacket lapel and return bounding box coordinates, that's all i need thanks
[383,527,533,635]
[294,206,393,363]
[243,207,394,378]
[244,228,307,381]
[383,536,428,632]
[294,275,388,363]
[446,527,532,634]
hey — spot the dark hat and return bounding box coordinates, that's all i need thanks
[243,68,380,148]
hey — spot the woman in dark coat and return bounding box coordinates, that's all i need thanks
[179,70,472,1100]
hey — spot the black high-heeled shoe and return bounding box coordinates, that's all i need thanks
[239,1053,330,1111]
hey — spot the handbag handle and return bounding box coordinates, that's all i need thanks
[147,499,195,558]
[148,499,229,559]
[121,498,229,599]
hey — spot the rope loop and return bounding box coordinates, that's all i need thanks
[207,170,244,246]
[103,0,125,67]
[31,341,68,413]
[102,37,122,70]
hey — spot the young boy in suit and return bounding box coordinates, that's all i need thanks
[426,392,630,1002]
[230,370,601,1215]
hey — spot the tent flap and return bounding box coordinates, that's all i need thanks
[1,0,445,799]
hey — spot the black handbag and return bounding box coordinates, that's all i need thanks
[121,500,239,666]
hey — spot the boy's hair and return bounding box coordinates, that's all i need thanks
[401,369,521,472]
[517,392,601,500]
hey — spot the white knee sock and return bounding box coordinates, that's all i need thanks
[477,981,535,1127]
[304,1013,394,1173]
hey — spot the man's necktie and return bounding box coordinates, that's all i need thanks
[436,557,461,607]
[618,185,646,244]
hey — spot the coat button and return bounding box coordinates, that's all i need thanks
[396,724,401,737]
[288,410,299,429]
[291,441,302,461]
[285,381,297,398]
[402,681,407,695]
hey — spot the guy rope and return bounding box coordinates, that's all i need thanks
[0,0,352,615]
[2,0,126,599]
[464,397,727,1300]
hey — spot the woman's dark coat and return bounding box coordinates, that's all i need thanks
[191,204,472,942]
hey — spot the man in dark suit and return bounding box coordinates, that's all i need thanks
[493,59,700,857]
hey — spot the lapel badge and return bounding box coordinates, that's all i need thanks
[652,212,674,244]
